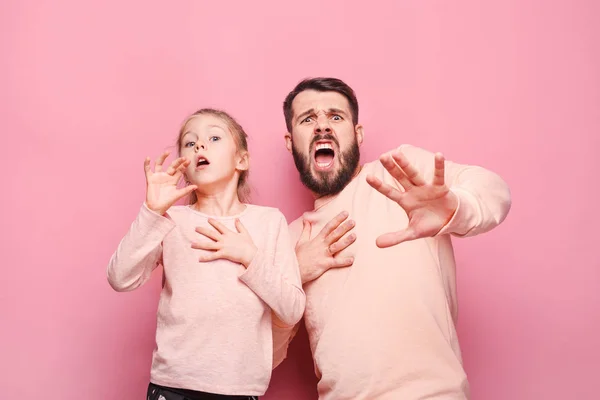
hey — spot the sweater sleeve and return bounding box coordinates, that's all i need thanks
[270,217,305,369]
[106,204,176,292]
[271,314,302,369]
[238,212,306,327]
[396,144,512,237]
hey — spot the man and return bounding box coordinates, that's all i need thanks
[272,77,511,399]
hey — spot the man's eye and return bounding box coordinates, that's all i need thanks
[302,117,313,123]
[332,115,342,121]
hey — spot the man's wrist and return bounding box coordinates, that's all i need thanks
[300,262,320,284]
[442,191,459,226]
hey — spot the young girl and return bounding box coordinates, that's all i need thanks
[107,109,305,400]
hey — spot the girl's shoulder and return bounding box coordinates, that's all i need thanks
[166,205,193,216]
[243,204,288,224]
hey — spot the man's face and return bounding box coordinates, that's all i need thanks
[285,90,363,197]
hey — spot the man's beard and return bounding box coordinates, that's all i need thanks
[292,134,360,197]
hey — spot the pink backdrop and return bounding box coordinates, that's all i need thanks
[2,1,599,399]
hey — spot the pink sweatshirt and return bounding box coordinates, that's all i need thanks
[273,144,511,399]
[107,204,305,396]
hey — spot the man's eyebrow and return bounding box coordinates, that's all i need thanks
[295,108,315,123]
[328,108,348,116]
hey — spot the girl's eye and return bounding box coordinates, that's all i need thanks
[209,136,221,142]
[185,141,195,148]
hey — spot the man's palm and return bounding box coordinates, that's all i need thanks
[366,149,458,248]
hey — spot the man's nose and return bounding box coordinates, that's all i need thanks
[314,116,332,134]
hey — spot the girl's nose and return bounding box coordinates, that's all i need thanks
[195,142,206,151]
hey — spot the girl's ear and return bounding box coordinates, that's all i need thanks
[236,150,249,172]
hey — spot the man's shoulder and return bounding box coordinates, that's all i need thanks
[361,143,434,179]
[288,213,304,232]
[360,158,383,174]
[355,158,388,182]
[364,144,427,165]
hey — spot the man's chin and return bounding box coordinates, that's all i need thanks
[293,144,360,196]
[309,174,333,186]
[301,171,341,196]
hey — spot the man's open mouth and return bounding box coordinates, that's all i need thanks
[313,142,335,170]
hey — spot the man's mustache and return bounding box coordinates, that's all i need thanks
[310,134,339,150]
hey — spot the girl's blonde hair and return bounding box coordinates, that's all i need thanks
[177,108,250,204]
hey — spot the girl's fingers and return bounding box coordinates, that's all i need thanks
[154,151,170,172]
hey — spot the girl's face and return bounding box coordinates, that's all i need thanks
[179,114,248,194]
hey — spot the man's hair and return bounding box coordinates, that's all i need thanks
[283,77,359,132]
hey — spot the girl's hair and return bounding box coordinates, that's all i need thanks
[176,108,250,204]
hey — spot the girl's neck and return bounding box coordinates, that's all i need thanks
[191,188,245,217]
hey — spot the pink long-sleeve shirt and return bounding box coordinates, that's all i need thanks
[107,204,305,396]
[273,144,511,400]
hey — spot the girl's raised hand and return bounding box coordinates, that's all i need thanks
[144,151,197,215]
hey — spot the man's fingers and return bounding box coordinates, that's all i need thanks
[391,150,426,186]
[298,219,312,244]
[326,220,355,245]
[329,257,354,269]
[318,211,350,239]
[375,229,418,248]
[432,153,446,186]
[195,226,221,241]
[379,153,413,190]
[328,232,356,254]
[366,175,404,203]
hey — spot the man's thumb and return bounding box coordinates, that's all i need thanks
[299,219,312,244]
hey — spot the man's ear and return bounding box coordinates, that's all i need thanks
[285,132,293,154]
[236,151,250,172]
[355,124,364,146]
